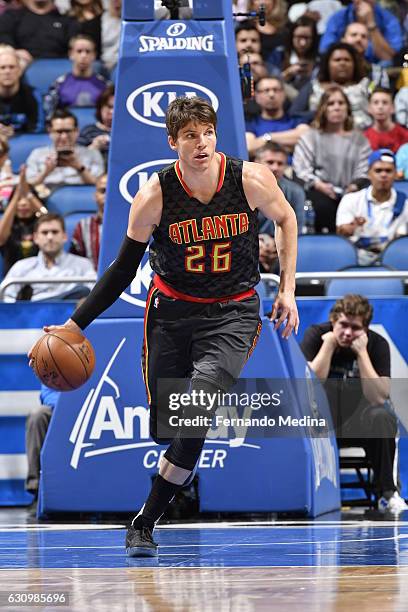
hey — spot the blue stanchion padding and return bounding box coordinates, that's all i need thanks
[39,317,340,516]
[277,331,340,517]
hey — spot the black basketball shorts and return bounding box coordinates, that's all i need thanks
[141,288,262,442]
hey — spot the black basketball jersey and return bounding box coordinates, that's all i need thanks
[150,153,260,298]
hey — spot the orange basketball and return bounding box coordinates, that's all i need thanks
[31,330,95,391]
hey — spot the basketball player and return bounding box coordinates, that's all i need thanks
[29,97,299,557]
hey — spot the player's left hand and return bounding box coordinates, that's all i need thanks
[270,291,299,339]
[351,332,368,355]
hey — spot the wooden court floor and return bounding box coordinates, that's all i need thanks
[1,518,408,611]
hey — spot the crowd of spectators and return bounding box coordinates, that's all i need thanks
[237,0,408,273]
[0,0,120,295]
[0,0,407,298]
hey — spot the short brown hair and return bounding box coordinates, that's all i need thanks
[69,33,97,52]
[329,294,373,328]
[96,84,114,122]
[255,141,288,159]
[34,213,65,233]
[313,85,353,132]
[368,87,393,102]
[165,97,217,141]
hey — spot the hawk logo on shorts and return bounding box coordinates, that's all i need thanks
[154,297,160,309]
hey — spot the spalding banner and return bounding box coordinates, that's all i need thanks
[100,4,247,319]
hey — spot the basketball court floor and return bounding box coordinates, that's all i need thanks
[0,509,408,611]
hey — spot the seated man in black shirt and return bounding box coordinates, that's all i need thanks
[0,0,76,65]
[300,294,407,514]
[0,47,43,135]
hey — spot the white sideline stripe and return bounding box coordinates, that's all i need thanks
[0,391,40,416]
[0,454,27,479]
[0,329,42,354]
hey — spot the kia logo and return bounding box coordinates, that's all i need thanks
[167,23,186,37]
[119,159,176,204]
[126,80,219,128]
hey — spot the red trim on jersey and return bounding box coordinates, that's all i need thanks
[174,152,226,198]
[153,274,255,303]
[142,286,158,405]
[174,160,193,197]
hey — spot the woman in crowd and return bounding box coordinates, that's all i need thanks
[293,85,371,233]
[0,165,47,275]
[290,42,371,129]
[281,16,319,92]
[78,85,114,169]
[69,0,103,58]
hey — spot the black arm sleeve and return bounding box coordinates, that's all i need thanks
[71,235,148,330]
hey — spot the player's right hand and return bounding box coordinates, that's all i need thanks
[27,319,83,366]
[43,318,82,335]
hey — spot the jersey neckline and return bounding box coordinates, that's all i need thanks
[174,152,226,201]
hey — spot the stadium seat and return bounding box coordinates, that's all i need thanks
[382,236,408,269]
[25,59,72,97]
[71,107,96,130]
[9,134,51,172]
[46,186,96,216]
[297,235,358,272]
[395,180,408,199]
[63,211,92,252]
[326,265,404,297]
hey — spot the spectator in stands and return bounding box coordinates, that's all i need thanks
[0,135,17,211]
[68,0,103,58]
[44,34,108,118]
[1,212,95,301]
[293,85,371,233]
[248,0,289,69]
[0,165,47,275]
[235,20,262,56]
[396,143,408,179]
[238,50,269,84]
[301,294,407,514]
[25,384,59,499]
[336,149,408,264]
[364,88,408,153]
[78,85,113,169]
[255,142,305,274]
[0,0,77,65]
[281,16,319,92]
[0,47,44,135]
[255,142,305,231]
[319,0,403,65]
[342,22,389,88]
[69,172,105,269]
[287,0,342,36]
[101,0,121,72]
[26,109,104,189]
[290,42,372,129]
[246,76,310,156]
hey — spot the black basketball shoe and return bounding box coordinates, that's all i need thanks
[126,522,158,557]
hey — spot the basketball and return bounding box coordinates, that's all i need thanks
[31,330,95,391]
